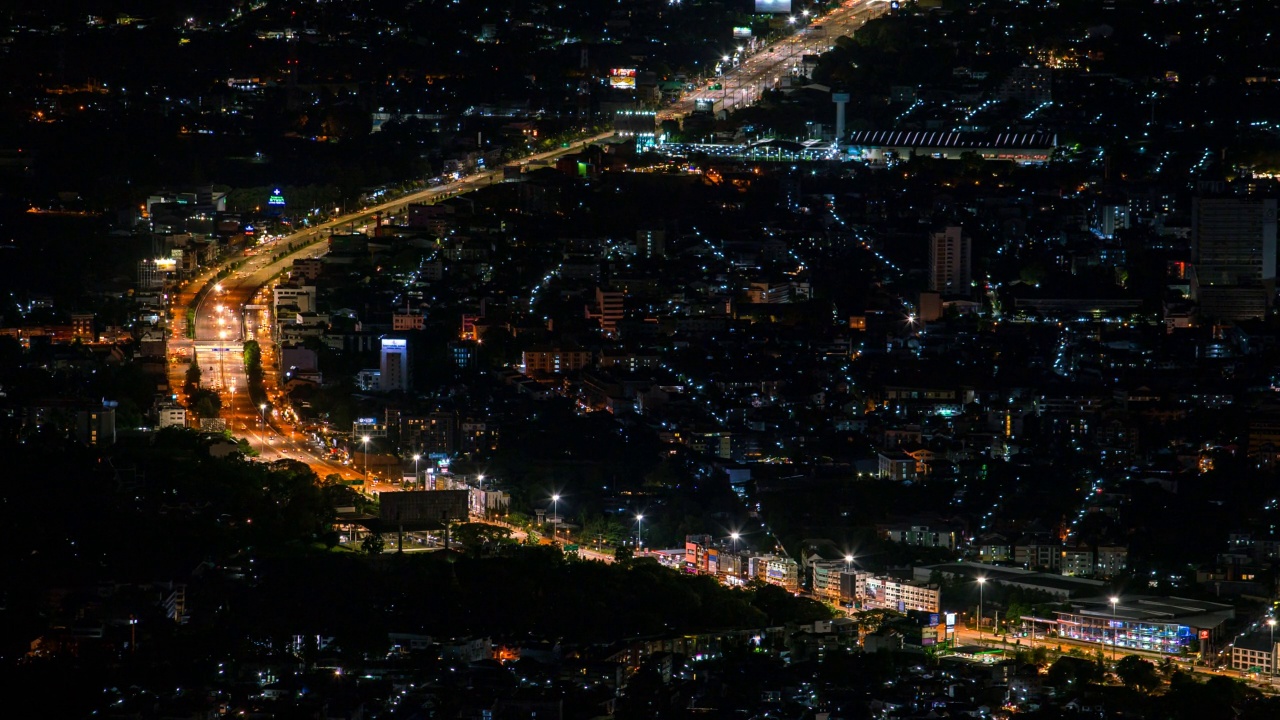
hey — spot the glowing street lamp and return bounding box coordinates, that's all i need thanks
[1269,618,1277,681]
[551,494,560,544]
[258,403,268,453]
[362,435,371,477]
[1110,596,1120,661]
[977,577,987,646]
[413,454,421,487]
[635,513,644,551]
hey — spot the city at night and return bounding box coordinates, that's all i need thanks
[6,1,1280,718]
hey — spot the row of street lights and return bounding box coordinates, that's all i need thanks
[542,492,646,551]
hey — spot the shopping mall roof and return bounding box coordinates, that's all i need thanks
[846,130,1057,149]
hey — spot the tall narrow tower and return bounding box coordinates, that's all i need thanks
[832,91,851,141]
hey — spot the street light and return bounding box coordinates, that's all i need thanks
[551,494,560,544]
[413,454,421,487]
[635,513,644,552]
[362,435,371,477]
[1269,618,1277,682]
[1110,596,1120,662]
[844,554,853,572]
[977,577,986,647]
[258,403,268,453]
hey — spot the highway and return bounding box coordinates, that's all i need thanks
[166,132,617,485]
[664,0,889,120]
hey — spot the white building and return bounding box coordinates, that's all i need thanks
[273,284,317,313]
[157,404,187,429]
[862,576,941,614]
[1231,634,1277,674]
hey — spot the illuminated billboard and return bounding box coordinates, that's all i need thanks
[381,490,469,527]
[755,0,791,13]
[609,68,637,90]
[733,26,753,38]
[694,98,715,114]
[267,188,285,206]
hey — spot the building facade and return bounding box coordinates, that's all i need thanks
[929,226,971,296]
[1193,196,1278,321]
[861,576,941,614]
[379,337,410,391]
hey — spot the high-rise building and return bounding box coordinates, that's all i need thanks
[1193,197,1277,320]
[928,226,971,295]
[379,337,410,391]
[76,404,116,447]
[590,287,625,334]
[636,229,666,259]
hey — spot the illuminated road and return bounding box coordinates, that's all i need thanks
[166,133,616,485]
[664,0,889,120]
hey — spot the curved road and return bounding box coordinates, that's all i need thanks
[168,132,616,484]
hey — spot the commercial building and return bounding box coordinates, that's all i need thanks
[1095,545,1129,577]
[1192,196,1277,321]
[752,555,799,591]
[1014,536,1062,571]
[291,258,323,282]
[883,522,958,551]
[1054,596,1233,656]
[861,576,941,614]
[810,561,846,603]
[392,311,425,331]
[877,450,918,481]
[156,403,187,429]
[273,283,317,313]
[590,288,625,334]
[379,337,411,391]
[928,226,971,296]
[76,403,116,447]
[844,131,1057,165]
[521,348,593,376]
[684,535,721,575]
[1060,545,1094,577]
[637,229,666,259]
[70,313,95,341]
[1231,634,1277,674]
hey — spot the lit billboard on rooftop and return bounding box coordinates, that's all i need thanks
[755,0,791,14]
[609,68,637,90]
